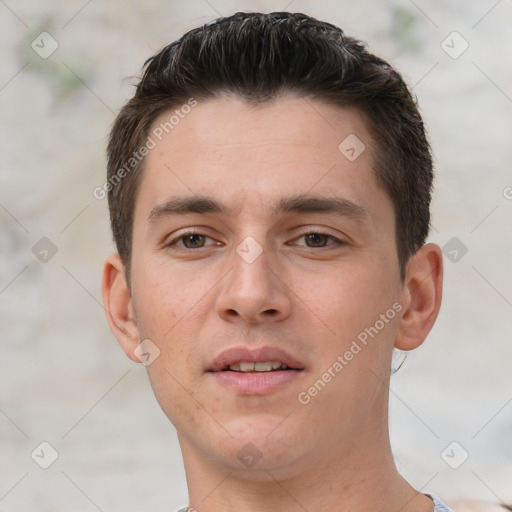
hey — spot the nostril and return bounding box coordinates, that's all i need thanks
[264,309,278,315]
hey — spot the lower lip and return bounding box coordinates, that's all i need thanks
[209,370,303,395]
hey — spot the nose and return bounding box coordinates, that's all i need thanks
[215,239,292,325]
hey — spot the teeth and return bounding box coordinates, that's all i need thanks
[255,361,282,371]
[240,362,255,372]
[228,361,289,372]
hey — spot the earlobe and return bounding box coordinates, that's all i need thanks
[394,243,443,351]
[102,253,141,362]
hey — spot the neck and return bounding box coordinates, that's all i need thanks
[178,420,434,512]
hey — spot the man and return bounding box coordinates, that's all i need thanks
[102,11,450,511]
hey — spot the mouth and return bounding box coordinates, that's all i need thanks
[207,346,305,395]
[226,361,295,372]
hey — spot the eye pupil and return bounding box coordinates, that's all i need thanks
[183,234,204,248]
[306,233,328,247]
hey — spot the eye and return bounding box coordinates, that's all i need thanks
[166,231,219,250]
[294,231,344,248]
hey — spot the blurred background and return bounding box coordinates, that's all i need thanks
[1,0,511,510]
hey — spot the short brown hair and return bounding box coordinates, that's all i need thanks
[107,11,433,283]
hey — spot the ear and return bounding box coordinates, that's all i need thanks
[395,243,443,351]
[102,253,141,362]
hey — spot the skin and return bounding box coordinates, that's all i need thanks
[102,94,443,512]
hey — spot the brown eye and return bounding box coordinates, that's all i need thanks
[181,234,206,248]
[165,231,220,250]
[304,233,331,247]
[289,230,346,250]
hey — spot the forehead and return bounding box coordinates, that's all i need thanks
[134,94,390,225]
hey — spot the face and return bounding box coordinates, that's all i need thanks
[109,95,416,477]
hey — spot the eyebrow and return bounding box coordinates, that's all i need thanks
[148,194,369,223]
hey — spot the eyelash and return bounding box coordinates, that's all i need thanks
[165,229,345,250]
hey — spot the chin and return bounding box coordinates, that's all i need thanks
[214,416,310,475]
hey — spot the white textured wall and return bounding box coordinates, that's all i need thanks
[1,1,511,510]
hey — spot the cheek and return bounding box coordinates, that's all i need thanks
[132,257,211,338]
[298,260,402,402]
[131,262,211,399]
[137,274,206,428]
[295,258,400,342]
[292,263,401,425]
[146,362,204,430]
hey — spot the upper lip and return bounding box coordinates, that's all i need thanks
[207,345,305,372]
